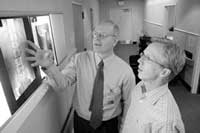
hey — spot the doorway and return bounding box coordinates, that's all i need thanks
[109,8,134,43]
[72,3,84,52]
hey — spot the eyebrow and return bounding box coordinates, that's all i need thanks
[144,52,167,67]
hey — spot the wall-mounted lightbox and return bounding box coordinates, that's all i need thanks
[0,13,66,128]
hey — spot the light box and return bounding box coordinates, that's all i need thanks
[0,16,42,115]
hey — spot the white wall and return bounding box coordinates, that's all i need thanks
[176,0,200,35]
[144,0,173,37]
[99,0,144,42]
[82,0,100,50]
[144,0,200,37]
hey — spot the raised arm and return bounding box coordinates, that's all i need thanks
[25,40,76,92]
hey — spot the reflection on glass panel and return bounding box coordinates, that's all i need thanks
[0,18,35,100]
[30,16,58,65]
[0,82,11,127]
[35,22,54,78]
[36,23,53,50]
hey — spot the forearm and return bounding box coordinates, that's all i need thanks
[43,64,74,92]
[119,76,135,132]
[120,102,129,131]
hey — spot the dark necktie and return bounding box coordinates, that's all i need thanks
[89,60,104,129]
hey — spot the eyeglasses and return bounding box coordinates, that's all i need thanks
[140,52,167,68]
[93,31,115,40]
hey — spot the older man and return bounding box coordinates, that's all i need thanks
[122,39,185,133]
[25,20,135,133]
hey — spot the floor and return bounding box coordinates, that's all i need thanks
[169,79,200,133]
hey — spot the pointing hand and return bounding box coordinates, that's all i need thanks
[25,40,54,68]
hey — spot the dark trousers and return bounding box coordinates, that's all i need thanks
[74,111,119,133]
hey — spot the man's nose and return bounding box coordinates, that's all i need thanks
[138,57,143,64]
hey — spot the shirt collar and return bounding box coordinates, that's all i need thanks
[94,52,115,64]
[140,82,169,105]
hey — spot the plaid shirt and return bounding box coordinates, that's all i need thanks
[122,81,185,133]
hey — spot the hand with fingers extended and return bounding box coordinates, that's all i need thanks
[25,40,54,68]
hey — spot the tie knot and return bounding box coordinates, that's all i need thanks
[98,60,104,68]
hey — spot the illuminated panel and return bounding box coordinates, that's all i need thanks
[0,81,11,127]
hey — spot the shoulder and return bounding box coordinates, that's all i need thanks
[114,55,133,72]
[112,55,136,82]
[152,119,185,133]
[73,51,93,61]
[75,51,92,57]
[153,89,183,121]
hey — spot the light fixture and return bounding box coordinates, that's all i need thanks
[118,0,125,6]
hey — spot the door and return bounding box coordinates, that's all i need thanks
[110,8,134,43]
[72,3,84,52]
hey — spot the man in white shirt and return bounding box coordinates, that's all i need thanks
[25,20,135,133]
[122,38,185,133]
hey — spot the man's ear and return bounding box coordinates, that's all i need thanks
[160,68,171,78]
[113,39,118,46]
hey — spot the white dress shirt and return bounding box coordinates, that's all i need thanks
[45,51,135,121]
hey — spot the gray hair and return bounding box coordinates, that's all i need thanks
[152,38,186,80]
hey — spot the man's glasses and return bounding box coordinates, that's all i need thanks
[140,52,167,68]
[93,31,115,40]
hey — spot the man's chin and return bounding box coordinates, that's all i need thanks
[138,73,143,80]
[93,48,101,53]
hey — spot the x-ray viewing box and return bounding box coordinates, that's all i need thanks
[0,14,67,128]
